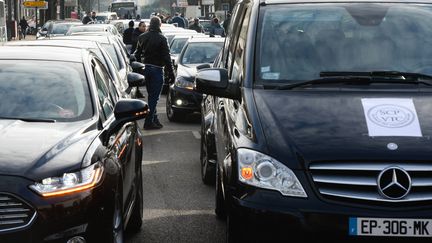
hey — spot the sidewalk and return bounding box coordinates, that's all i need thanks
[9,34,36,41]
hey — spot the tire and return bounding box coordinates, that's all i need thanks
[126,166,143,233]
[100,188,124,243]
[200,128,216,185]
[215,165,227,219]
[166,91,186,122]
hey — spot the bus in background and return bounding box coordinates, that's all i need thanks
[109,1,139,19]
[0,0,6,43]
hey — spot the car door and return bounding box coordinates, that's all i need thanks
[216,3,250,181]
[92,58,137,214]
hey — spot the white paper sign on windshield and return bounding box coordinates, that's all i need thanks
[361,98,422,137]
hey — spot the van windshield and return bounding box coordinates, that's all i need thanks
[257,3,432,84]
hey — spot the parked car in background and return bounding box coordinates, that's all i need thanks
[166,36,224,121]
[196,0,432,241]
[95,12,118,23]
[66,24,122,40]
[36,20,82,39]
[6,39,142,99]
[0,45,147,243]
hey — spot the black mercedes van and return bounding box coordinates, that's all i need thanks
[196,0,432,241]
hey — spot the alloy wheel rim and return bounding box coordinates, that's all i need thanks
[113,198,123,243]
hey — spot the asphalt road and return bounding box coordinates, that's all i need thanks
[126,92,226,243]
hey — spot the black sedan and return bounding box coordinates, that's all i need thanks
[166,37,224,121]
[0,46,147,243]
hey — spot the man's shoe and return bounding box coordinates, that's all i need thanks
[143,123,162,130]
[154,120,163,128]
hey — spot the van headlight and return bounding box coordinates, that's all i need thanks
[237,148,307,198]
[30,162,103,197]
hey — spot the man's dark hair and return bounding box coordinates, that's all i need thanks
[128,20,134,28]
[149,16,161,30]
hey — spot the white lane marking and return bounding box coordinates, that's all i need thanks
[144,209,214,220]
[142,129,194,136]
[142,160,170,165]
[192,131,201,140]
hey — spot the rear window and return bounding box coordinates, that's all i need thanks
[257,3,432,83]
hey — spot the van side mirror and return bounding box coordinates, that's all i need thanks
[194,68,240,100]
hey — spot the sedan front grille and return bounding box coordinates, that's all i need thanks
[0,193,36,232]
[309,162,432,204]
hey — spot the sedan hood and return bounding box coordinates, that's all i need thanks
[0,119,98,180]
[253,90,432,169]
[177,64,198,79]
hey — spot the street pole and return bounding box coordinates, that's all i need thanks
[97,0,100,12]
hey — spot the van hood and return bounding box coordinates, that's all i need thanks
[253,90,432,169]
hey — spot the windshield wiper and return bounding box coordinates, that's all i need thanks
[276,71,432,90]
[0,116,56,123]
[276,76,372,90]
[321,71,432,81]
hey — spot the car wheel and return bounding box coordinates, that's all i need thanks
[215,165,227,220]
[200,127,216,185]
[126,165,143,233]
[101,188,124,243]
[166,91,186,122]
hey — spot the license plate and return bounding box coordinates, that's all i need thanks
[349,217,432,237]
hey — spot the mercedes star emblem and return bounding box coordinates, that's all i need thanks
[377,166,411,200]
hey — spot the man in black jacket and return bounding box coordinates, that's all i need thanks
[123,20,135,54]
[134,16,175,130]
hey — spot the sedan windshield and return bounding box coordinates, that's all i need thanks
[257,3,432,84]
[0,61,92,121]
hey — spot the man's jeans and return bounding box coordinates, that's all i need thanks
[143,65,164,126]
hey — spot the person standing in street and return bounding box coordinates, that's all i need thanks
[123,20,135,54]
[223,13,231,34]
[189,18,203,33]
[171,13,186,28]
[82,11,96,24]
[209,17,225,37]
[131,21,146,54]
[134,16,176,130]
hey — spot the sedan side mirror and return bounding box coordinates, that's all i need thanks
[102,99,148,145]
[194,68,240,100]
[125,72,145,94]
[130,61,145,74]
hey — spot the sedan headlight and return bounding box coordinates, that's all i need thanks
[30,162,103,197]
[174,76,194,90]
[237,148,307,197]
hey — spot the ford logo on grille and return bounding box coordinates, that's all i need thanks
[377,166,411,200]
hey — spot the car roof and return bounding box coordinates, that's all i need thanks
[186,37,225,43]
[261,0,432,4]
[6,39,100,49]
[51,34,113,44]
[0,46,84,62]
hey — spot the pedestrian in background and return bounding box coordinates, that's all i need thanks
[19,16,29,39]
[123,20,135,54]
[209,17,225,37]
[131,21,146,54]
[189,18,203,33]
[171,13,186,28]
[134,16,175,130]
[223,13,231,34]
